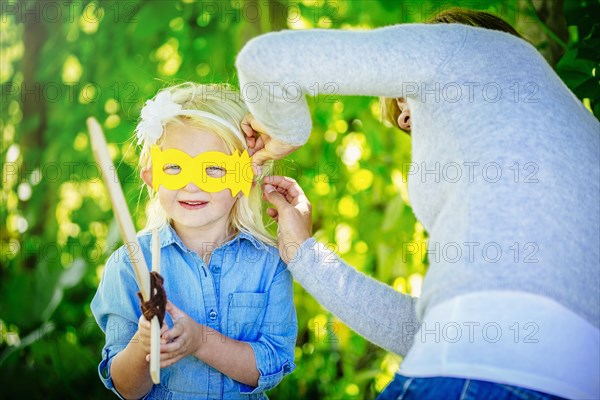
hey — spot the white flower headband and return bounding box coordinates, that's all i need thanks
[135,90,246,146]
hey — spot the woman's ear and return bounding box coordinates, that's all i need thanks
[396,98,411,133]
[140,166,154,189]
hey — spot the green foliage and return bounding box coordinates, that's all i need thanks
[556,0,600,116]
[1,1,597,398]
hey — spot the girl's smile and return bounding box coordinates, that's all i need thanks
[177,199,209,209]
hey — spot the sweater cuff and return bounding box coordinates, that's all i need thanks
[286,238,323,275]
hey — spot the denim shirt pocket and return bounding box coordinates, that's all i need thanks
[227,292,268,341]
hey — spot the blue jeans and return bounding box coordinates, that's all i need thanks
[377,375,567,400]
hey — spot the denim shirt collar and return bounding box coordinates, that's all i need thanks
[157,223,265,253]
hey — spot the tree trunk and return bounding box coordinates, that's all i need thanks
[517,0,569,66]
[19,0,49,270]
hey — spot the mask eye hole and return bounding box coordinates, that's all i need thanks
[205,165,226,178]
[163,164,181,175]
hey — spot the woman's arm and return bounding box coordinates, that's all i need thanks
[262,176,419,356]
[235,24,466,146]
[289,238,419,356]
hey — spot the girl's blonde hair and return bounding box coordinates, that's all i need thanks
[137,82,275,246]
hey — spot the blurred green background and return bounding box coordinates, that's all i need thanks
[1,0,598,398]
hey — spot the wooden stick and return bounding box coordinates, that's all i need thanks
[150,228,161,384]
[87,117,160,383]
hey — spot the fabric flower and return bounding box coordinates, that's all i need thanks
[135,91,183,144]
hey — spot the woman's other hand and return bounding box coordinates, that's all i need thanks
[262,176,312,263]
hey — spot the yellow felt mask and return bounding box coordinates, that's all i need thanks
[150,145,254,197]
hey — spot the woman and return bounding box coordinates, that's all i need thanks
[236,9,599,400]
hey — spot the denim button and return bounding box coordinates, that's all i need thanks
[211,265,221,274]
[209,310,218,320]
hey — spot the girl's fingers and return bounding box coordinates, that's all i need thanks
[139,315,151,328]
[161,337,184,353]
[163,324,182,342]
[159,339,188,368]
[161,356,183,369]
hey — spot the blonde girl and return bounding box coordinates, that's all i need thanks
[92,83,297,399]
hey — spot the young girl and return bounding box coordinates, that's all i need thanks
[91,83,297,399]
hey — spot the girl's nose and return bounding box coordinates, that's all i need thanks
[183,181,202,192]
[397,108,411,132]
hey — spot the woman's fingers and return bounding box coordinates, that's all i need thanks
[247,136,256,150]
[253,138,301,165]
[241,114,256,137]
[251,148,272,167]
[242,114,261,156]
[243,114,302,165]
[261,177,312,263]
[248,114,268,133]
[262,184,291,211]
[254,135,265,153]
[263,175,302,194]
[266,207,279,221]
[263,176,310,207]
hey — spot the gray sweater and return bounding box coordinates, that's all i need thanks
[236,24,600,357]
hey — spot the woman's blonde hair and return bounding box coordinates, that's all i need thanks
[137,82,275,246]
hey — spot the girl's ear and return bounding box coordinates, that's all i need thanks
[140,166,154,189]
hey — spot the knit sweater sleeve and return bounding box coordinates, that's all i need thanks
[287,239,419,356]
[235,24,467,145]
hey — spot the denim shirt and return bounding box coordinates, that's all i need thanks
[91,224,297,399]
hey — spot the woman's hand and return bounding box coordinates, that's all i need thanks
[241,114,300,167]
[262,176,312,263]
[152,301,204,368]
